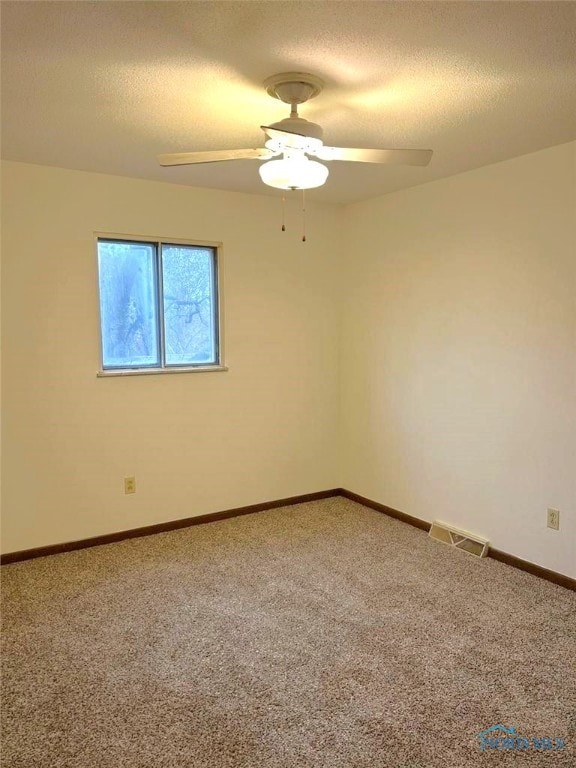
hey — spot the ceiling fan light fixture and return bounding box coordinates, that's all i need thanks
[259,157,329,190]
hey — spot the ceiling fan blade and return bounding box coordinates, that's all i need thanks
[314,146,433,166]
[158,148,275,166]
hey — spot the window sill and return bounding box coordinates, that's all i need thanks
[97,365,228,378]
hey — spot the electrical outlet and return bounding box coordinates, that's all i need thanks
[547,508,560,530]
[124,476,136,494]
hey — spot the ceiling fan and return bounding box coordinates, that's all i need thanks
[158,73,433,191]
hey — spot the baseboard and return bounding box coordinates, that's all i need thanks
[488,548,576,592]
[338,488,431,532]
[0,489,341,565]
[2,487,574,591]
[340,488,575,592]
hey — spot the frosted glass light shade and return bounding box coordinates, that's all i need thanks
[259,157,329,190]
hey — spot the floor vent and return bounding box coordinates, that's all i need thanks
[429,520,489,558]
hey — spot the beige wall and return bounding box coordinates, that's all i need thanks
[1,162,342,552]
[2,144,575,579]
[340,142,576,578]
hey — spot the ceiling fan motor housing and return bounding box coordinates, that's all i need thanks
[269,117,324,141]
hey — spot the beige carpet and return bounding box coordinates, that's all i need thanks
[2,497,575,767]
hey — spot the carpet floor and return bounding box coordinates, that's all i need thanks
[2,497,575,767]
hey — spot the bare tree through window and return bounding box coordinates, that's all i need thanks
[97,238,220,371]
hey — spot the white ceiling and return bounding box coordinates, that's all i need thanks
[2,1,575,205]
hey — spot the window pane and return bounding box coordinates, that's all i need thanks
[97,241,160,368]
[162,245,217,366]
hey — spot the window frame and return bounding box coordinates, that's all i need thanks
[95,232,226,377]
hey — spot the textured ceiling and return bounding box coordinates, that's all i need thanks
[2,1,575,205]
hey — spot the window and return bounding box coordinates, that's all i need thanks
[97,236,223,374]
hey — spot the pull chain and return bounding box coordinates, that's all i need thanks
[302,189,306,242]
[281,195,286,231]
